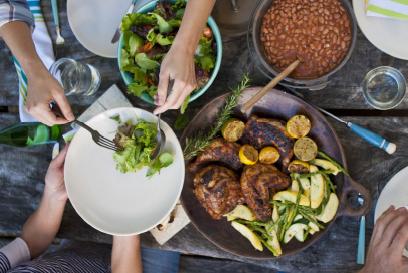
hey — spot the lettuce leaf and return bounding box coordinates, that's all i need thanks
[149,12,173,33]
[135,53,160,70]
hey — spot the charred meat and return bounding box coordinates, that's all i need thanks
[194,165,244,220]
[240,164,290,221]
[189,138,243,172]
[241,116,294,169]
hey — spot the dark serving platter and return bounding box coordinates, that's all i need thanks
[180,87,371,259]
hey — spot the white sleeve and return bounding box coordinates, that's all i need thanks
[0,238,31,268]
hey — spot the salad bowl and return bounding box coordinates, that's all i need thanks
[117,0,223,104]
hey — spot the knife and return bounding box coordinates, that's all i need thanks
[111,0,138,44]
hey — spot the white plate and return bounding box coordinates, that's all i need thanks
[67,0,131,58]
[353,0,408,60]
[64,107,184,235]
[375,166,408,221]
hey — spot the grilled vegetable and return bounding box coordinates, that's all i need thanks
[231,221,263,251]
[291,179,300,192]
[284,223,308,243]
[221,118,245,143]
[239,144,258,165]
[312,159,341,175]
[316,193,339,223]
[265,228,282,256]
[288,160,310,173]
[286,115,311,139]
[294,137,318,161]
[259,146,280,164]
[224,205,256,221]
[272,204,279,222]
[308,221,320,235]
[310,165,325,209]
[273,190,310,207]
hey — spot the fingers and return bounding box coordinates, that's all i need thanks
[390,208,408,253]
[156,70,170,106]
[371,206,395,245]
[27,103,69,126]
[153,81,196,115]
[53,92,75,121]
[50,144,69,168]
[381,207,408,248]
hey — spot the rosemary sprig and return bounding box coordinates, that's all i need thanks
[183,74,250,160]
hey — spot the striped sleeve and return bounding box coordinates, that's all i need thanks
[0,252,11,273]
[0,0,34,29]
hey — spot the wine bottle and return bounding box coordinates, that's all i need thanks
[0,122,62,147]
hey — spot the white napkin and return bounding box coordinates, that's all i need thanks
[14,0,55,122]
[366,0,408,20]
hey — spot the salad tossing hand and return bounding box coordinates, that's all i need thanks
[153,42,197,115]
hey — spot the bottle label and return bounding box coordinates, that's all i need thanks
[26,124,53,146]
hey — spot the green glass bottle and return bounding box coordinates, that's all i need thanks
[0,122,62,147]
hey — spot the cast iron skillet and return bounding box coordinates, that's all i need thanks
[249,0,357,87]
[180,87,371,259]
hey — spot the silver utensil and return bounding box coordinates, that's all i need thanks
[151,78,174,160]
[74,120,120,152]
[51,0,64,45]
[50,102,119,152]
[111,0,138,44]
[357,195,366,265]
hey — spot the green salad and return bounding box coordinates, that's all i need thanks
[120,0,216,101]
[112,117,173,177]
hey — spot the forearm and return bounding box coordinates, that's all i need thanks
[111,236,142,273]
[0,21,46,77]
[21,188,66,258]
[173,0,216,54]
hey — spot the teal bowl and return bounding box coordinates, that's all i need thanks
[117,1,222,105]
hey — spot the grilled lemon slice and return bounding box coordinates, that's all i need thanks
[239,144,258,165]
[259,146,280,164]
[294,137,318,162]
[287,115,311,139]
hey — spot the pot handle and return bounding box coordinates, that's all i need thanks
[338,177,372,217]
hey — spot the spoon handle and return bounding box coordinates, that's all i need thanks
[357,215,366,264]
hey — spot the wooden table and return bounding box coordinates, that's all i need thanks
[0,2,407,272]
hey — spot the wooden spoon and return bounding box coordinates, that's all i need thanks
[242,59,301,112]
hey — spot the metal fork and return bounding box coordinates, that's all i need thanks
[74,120,120,152]
[50,102,119,152]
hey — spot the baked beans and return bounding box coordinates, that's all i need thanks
[260,0,352,79]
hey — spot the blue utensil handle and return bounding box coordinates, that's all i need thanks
[357,215,366,265]
[347,122,396,154]
[51,0,59,27]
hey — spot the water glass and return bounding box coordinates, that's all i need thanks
[361,66,406,110]
[49,58,101,96]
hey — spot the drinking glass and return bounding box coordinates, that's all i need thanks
[361,66,406,110]
[49,58,101,96]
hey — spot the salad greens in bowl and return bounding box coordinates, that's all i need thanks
[117,0,222,106]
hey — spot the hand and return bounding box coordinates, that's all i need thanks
[360,206,408,273]
[153,42,197,115]
[26,65,74,125]
[44,144,69,202]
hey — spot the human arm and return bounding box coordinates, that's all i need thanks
[153,0,216,115]
[20,145,69,258]
[0,145,69,270]
[359,206,408,273]
[111,235,142,273]
[0,1,74,125]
